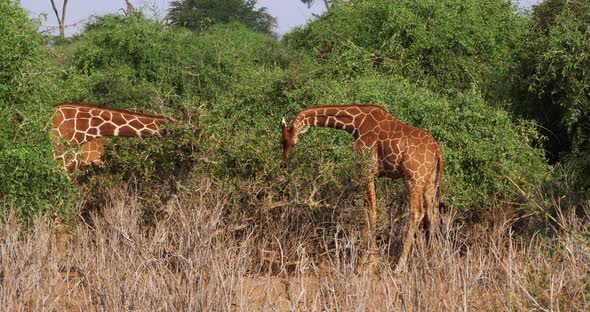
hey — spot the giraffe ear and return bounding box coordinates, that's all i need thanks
[281,117,287,127]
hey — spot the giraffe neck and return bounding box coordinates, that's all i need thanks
[292,106,359,135]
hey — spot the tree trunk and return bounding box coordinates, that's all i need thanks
[49,0,68,38]
[125,0,135,16]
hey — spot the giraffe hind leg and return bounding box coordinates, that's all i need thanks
[422,183,439,243]
[423,159,442,242]
[394,185,425,273]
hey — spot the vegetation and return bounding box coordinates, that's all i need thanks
[0,0,77,218]
[47,8,548,213]
[0,0,588,308]
[0,183,588,310]
[168,0,276,34]
[286,0,528,100]
[1,0,584,219]
[513,0,590,205]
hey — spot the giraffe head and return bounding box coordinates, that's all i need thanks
[280,117,296,163]
[281,116,311,163]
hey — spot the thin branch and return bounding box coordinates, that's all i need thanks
[49,0,60,23]
[61,0,68,28]
[49,0,68,37]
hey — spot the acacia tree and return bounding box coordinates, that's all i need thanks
[49,0,68,37]
[168,0,276,34]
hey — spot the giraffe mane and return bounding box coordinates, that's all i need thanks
[295,103,389,118]
[300,103,387,111]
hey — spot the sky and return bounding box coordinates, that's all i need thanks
[20,0,541,37]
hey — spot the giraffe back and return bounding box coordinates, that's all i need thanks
[52,103,168,172]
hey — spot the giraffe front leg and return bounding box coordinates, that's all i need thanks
[394,185,425,274]
[361,178,378,271]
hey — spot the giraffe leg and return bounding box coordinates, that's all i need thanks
[80,138,106,168]
[394,185,425,274]
[363,178,378,269]
[56,144,79,173]
[423,182,439,243]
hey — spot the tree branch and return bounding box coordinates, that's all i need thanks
[49,0,68,37]
[49,0,60,23]
[61,0,68,27]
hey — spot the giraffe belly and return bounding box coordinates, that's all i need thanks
[378,158,403,179]
[377,142,403,179]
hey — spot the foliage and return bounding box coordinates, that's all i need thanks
[285,0,527,102]
[56,15,206,181]
[51,8,549,215]
[513,0,590,202]
[278,0,548,212]
[300,0,344,9]
[0,0,77,219]
[54,15,292,211]
[168,0,276,34]
[0,0,567,221]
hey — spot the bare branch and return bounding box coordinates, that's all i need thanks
[49,0,60,23]
[49,0,68,37]
[61,0,68,28]
[125,0,135,16]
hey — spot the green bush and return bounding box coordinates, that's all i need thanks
[54,12,550,214]
[513,0,590,202]
[57,15,204,179]
[55,16,290,184]
[0,0,77,219]
[9,3,546,219]
[168,0,276,34]
[284,0,527,101]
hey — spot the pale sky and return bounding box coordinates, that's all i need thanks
[20,0,541,37]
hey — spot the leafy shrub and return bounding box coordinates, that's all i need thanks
[54,16,291,206]
[277,0,550,213]
[56,12,550,215]
[56,16,204,179]
[41,6,549,218]
[0,0,77,219]
[284,0,527,101]
[168,0,276,34]
[513,0,590,202]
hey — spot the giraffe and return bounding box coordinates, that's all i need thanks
[52,103,168,172]
[280,104,444,272]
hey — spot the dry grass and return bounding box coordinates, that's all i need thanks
[1,178,589,311]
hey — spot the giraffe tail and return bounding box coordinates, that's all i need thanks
[432,149,444,233]
[435,149,443,204]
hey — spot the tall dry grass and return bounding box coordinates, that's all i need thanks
[0,178,588,311]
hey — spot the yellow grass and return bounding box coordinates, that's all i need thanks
[0,179,588,311]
